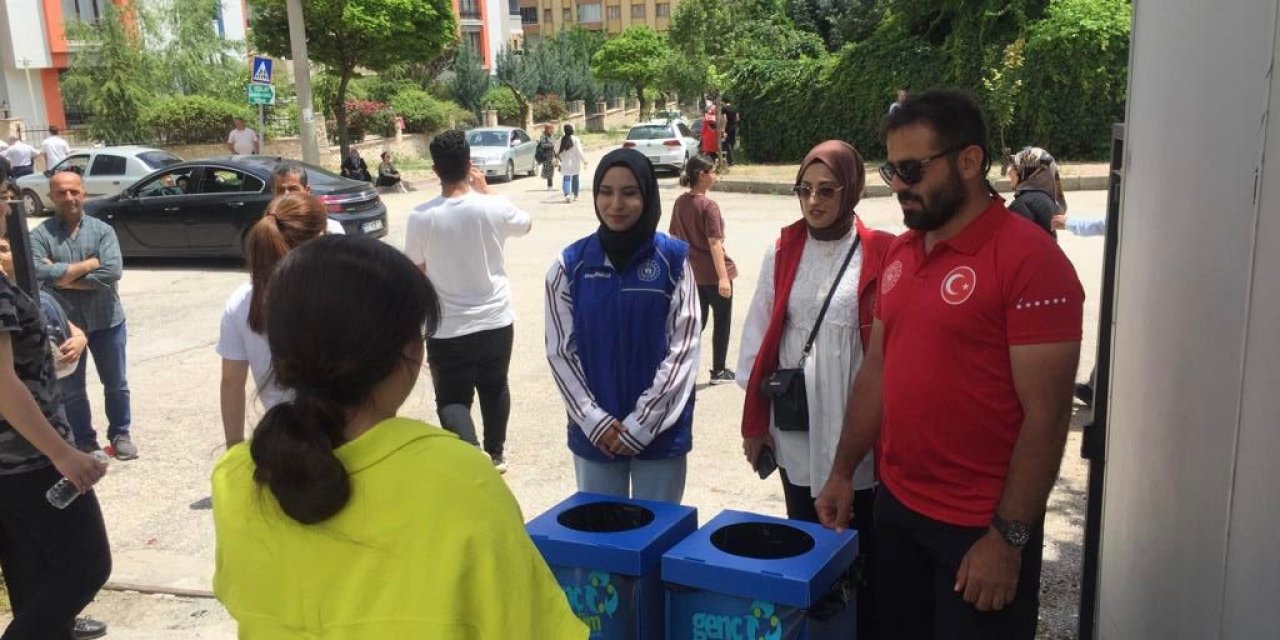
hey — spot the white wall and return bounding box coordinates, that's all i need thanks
[1098,0,1280,637]
[0,0,53,69]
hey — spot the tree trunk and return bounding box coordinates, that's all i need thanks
[502,80,531,128]
[637,84,649,121]
[335,65,353,164]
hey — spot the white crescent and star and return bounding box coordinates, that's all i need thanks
[941,266,977,305]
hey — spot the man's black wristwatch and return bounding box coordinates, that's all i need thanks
[991,514,1031,548]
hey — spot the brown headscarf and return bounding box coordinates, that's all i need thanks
[795,140,865,241]
[1010,146,1068,213]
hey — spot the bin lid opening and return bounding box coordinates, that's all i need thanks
[557,501,656,533]
[710,522,816,559]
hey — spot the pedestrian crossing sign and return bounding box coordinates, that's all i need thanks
[251,56,273,85]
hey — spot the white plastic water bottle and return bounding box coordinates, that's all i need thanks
[46,450,109,509]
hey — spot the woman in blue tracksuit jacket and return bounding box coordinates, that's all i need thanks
[544,148,701,503]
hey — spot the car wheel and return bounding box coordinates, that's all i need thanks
[505,160,515,182]
[20,189,46,216]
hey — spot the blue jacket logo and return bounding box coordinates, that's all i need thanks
[637,258,661,282]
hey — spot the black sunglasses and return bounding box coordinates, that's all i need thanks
[878,145,969,186]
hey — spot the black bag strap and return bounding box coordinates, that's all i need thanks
[801,233,862,361]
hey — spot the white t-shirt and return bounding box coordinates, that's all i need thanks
[227,128,259,155]
[216,283,291,410]
[326,218,345,235]
[40,136,71,168]
[4,142,35,168]
[404,191,532,339]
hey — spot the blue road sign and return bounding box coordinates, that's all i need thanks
[251,56,273,85]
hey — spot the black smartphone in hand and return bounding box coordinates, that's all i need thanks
[754,447,778,480]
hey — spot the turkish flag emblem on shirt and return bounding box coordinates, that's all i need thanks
[940,266,977,305]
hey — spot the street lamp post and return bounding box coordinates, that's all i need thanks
[286,0,320,165]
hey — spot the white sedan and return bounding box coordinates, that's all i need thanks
[467,127,538,182]
[17,146,183,215]
[622,121,700,173]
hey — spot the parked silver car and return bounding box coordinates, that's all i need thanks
[622,121,699,173]
[16,146,183,215]
[466,127,538,182]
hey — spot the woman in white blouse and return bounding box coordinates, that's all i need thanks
[736,140,894,639]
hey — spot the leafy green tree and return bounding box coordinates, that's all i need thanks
[982,37,1026,161]
[159,0,244,102]
[251,0,457,157]
[61,2,158,144]
[591,27,672,119]
[451,47,490,117]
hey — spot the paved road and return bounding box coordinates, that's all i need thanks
[23,146,1106,637]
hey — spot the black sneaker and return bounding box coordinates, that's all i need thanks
[73,616,107,639]
[1074,383,1094,407]
[710,369,736,385]
[75,440,102,454]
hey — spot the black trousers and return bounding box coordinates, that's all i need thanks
[426,324,514,458]
[695,284,732,372]
[779,467,878,639]
[0,464,111,640]
[874,486,1044,640]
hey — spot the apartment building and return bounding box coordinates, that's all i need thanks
[456,0,525,72]
[0,0,247,129]
[519,0,678,44]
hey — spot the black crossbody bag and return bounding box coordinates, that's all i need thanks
[760,234,861,432]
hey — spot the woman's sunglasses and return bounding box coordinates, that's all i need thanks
[792,183,845,200]
[878,145,968,186]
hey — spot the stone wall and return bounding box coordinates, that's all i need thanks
[157,133,432,172]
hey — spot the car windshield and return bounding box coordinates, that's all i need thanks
[627,125,673,141]
[467,131,510,147]
[138,151,183,170]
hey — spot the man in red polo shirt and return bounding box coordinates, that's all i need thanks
[815,89,1083,639]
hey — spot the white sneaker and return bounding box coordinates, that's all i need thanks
[572,195,578,202]
[490,454,508,474]
[564,195,572,203]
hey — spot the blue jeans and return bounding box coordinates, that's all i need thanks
[60,322,131,444]
[572,454,687,503]
[562,174,580,198]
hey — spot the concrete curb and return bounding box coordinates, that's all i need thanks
[717,173,1111,198]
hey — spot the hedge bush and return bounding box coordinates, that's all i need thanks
[1019,0,1131,158]
[142,95,253,144]
[344,99,396,140]
[390,89,470,133]
[532,94,568,123]
[482,86,523,125]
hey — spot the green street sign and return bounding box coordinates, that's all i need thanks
[247,84,276,106]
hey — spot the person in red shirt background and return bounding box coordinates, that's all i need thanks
[815,89,1084,639]
[700,103,720,159]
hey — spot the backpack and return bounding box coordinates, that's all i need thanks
[535,139,552,164]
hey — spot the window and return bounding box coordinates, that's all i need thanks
[508,0,519,14]
[458,0,481,19]
[88,154,127,177]
[198,169,264,194]
[514,129,531,143]
[677,123,694,138]
[521,7,539,24]
[655,2,669,17]
[138,151,183,171]
[563,8,572,22]
[544,8,553,23]
[578,3,602,22]
[52,154,90,176]
[607,5,621,18]
[631,4,645,18]
[134,167,199,198]
[463,31,484,57]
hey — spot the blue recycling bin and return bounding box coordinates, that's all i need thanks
[662,510,859,640]
[527,492,698,639]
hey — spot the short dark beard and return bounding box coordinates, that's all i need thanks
[899,163,967,231]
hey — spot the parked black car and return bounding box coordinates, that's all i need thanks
[83,156,389,259]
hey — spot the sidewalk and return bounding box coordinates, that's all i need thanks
[716,161,1112,197]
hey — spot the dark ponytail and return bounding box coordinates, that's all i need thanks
[249,236,440,524]
[559,124,576,154]
[680,154,715,188]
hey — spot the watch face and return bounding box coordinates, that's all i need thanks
[1007,522,1031,547]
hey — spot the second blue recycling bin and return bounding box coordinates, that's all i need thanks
[662,510,860,640]
[527,492,698,639]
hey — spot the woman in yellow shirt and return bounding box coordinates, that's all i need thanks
[212,235,586,639]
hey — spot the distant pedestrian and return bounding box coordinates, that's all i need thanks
[404,130,532,474]
[270,162,345,235]
[700,104,719,159]
[668,154,737,385]
[37,125,72,170]
[0,190,112,640]
[30,172,136,460]
[4,136,36,179]
[722,99,740,166]
[218,194,329,448]
[536,124,557,191]
[226,118,259,156]
[887,88,909,116]
[341,148,372,182]
[211,236,586,639]
[545,148,700,503]
[556,124,586,203]
[1007,146,1067,238]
